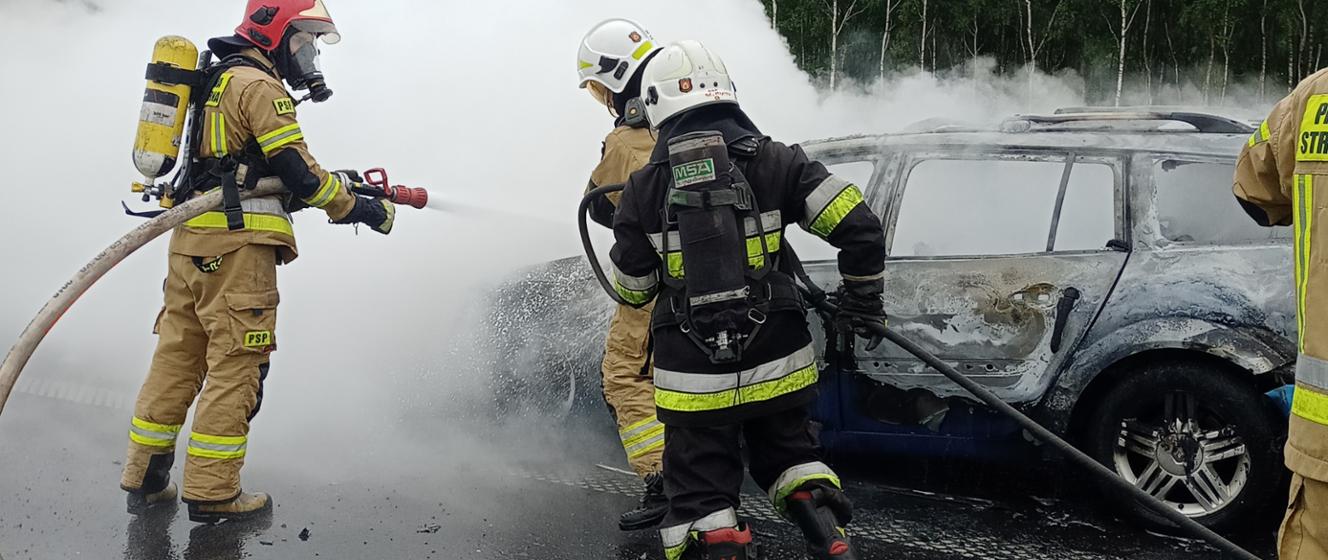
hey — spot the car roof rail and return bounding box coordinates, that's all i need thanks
[1005,108,1255,134]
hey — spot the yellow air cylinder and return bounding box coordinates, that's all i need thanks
[132,36,198,197]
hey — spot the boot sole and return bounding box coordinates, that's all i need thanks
[618,510,668,531]
[126,500,177,516]
[188,499,273,524]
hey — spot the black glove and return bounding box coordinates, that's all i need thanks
[831,278,887,351]
[334,169,364,183]
[333,196,395,235]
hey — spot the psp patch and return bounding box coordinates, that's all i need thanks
[673,158,716,188]
[273,97,296,116]
[1299,94,1328,162]
[243,330,274,349]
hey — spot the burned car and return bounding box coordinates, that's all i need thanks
[481,108,1295,530]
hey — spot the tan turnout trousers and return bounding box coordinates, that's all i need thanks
[590,124,664,477]
[1234,67,1328,559]
[121,245,278,503]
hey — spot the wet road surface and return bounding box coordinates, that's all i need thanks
[0,375,1277,559]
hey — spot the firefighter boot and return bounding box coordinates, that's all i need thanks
[683,524,757,560]
[187,491,273,524]
[127,482,179,515]
[620,472,668,531]
[785,483,857,560]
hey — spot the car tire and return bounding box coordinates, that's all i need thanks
[488,329,601,423]
[1082,359,1285,532]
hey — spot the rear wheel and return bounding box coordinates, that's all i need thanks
[1082,360,1284,531]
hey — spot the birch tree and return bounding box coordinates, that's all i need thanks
[1102,0,1144,106]
[822,0,866,89]
[1019,0,1064,102]
[878,0,903,79]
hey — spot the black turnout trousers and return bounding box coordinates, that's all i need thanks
[661,404,822,527]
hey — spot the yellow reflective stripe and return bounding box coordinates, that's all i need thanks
[664,541,691,560]
[185,211,294,236]
[129,417,182,447]
[615,282,654,305]
[746,232,782,268]
[210,112,229,157]
[1293,383,1328,425]
[305,173,340,208]
[809,185,864,238]
[578,60,594,70]
[1295,175,1314,351]
[626,434,665,459]
[654,363,819,413]
[631,41,654,61]
[187,432,247,460]
[666,252,685,279]
[257,123,304,155]
[1261,120,1271,141]
[622,422,665,449]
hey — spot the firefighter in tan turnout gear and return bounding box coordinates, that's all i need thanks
[577,18,670,531]
[122,0,396,523]
[1234,71,1328,559]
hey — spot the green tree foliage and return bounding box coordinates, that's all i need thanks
[762,0,1328,104]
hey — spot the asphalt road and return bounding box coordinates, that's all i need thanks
[0,375,1278,560]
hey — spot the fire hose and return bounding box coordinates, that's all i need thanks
[578,183,1262,560]
[0,176,427,417]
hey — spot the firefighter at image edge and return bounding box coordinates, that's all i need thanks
[610,40,888,559]
[121,0,398,523]
[1236,69,1328,559]
[577,18,672,532]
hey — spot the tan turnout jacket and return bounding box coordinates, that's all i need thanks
[171,49,356,264]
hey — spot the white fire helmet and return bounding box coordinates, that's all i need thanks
[577,19,662,94]
[641,40,738,128]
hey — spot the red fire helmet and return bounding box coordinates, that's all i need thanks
[234,0,340,52]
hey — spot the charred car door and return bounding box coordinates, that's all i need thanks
[808,149,1129,429]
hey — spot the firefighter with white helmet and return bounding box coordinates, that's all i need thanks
[611,40,885,559]
[577,18,670,531]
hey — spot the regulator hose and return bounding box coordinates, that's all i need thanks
[0,183,285,415]
[577,184,1262,560]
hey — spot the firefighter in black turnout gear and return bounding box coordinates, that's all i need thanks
[609,41,887,560]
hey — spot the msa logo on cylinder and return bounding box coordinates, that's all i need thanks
[673,158,716,188]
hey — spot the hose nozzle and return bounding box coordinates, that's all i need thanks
[387,186,429,210]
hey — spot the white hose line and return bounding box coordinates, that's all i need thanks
[0,184,285,416]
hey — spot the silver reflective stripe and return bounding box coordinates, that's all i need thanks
[659,507,738,547]
[843,271,885,282]
[240,196,289,218]
[654,344,817,394]
[625,432,665,457]
[767,461,837,503]
[621,418,663,442]
[800,176,852,229]
[612,261,658,291]
[669,133,726,153]
[188,439,246,453]
[129,425,178,443]
[689,288,747,306]
[1298,353,1328,391]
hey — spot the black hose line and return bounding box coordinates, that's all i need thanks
[579,184,630,307]
[577,186,1263,560]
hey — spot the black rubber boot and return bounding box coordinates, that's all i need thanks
[683,523,757,560]
[619,472,668,531]
[785,483,858,559]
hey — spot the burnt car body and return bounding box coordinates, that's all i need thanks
[482,109,1295,530]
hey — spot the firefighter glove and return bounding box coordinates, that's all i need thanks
[832,278,887,351]
[334,169,364,183]
[334,196,395,235]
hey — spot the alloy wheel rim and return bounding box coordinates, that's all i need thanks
[1111,390,1251,517]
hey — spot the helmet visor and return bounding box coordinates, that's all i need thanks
[292,19,340,45]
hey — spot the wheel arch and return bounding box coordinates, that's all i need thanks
[1038,317,1294,434]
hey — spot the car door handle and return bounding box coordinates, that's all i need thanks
[1049,287,1082,353]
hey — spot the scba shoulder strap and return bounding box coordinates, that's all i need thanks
[183,55,281,230]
